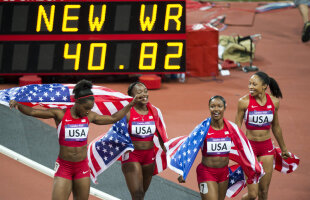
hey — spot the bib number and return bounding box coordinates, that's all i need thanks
[122,152,130,161]
[131,121,155,138]
[54,162,60,173]
[248,110,273,126]
[200,183,208,194]
[207,137,231,155]
[65,124,89,141]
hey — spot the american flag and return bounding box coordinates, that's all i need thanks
[88,103,169,183]
[0,83,132,115]
[227,164,246,198]
[166,118,211,179]
[88,116,134,183]
[274,147,300,174]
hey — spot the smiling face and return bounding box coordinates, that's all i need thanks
[75,100,94,118]
[131,83,148,105]
[248,75,267,97]
[209,98,225,122]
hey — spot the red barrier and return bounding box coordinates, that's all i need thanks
[186,24,219,77]
[19,75,42,86]
[139,75,161,90]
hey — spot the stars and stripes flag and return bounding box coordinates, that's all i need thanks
[225,120,265,184]
[0,83,132,115]
[87,116,134,183]
[88,103,169,183]
[273,147,300,174]
[227,164,246,198]
[166,118,211,179]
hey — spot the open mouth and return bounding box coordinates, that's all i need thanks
[213,112,220,117]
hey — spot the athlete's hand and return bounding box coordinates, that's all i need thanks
[9,100,19,109]
[162,145,167,153]
[131,93,144,105]
[178,175,185,183]
[281,150,291,159]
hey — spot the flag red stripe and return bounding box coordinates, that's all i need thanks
[89,144,102,173]
[275,149,283,172]
[168,138,186,157]
[95,102,112,115]
[287,164,293,173]
[113,101,126,111]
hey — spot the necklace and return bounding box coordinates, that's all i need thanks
[137,112,146,121]
[134,107,148,121]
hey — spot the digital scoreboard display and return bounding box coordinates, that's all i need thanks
[0,0,186,75]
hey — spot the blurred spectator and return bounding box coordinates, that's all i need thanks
[295,0,310,42]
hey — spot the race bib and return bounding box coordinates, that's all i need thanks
[65,124,89,141]
[200,183,208,194]
[54,162,60,173]
[122,152,130,161]
[248,110,273,127]
[207,137,231,155]
[131,121,156,138]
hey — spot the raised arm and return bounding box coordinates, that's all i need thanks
[89,94,143,125]
[271,98,290,159]
[9,100,61,120]
[235,96,248,128]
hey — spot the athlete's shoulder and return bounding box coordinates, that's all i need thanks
[238,94,250,108]
[268,94,280,108]
[47,108,66,123]
[239,94,249,102]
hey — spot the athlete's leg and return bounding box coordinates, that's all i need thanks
[52,176,72,200]
[242,182,258,200]
[257,155,274,200]
[218,179,228,200]
[199,181,218,200]
[298,4,309,23]
[122,162,144,200]
[72,177,90,200]
[141,162,155,193]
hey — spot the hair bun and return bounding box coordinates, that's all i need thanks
[78,79,93,90]
[73,79,93,99]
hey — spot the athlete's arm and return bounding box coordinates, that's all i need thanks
[157,132,167,152]
[235,96,248,128]
[89,94,144,125]
[9,100,61,120]
[271,98,290,159]
[178,175,185,183]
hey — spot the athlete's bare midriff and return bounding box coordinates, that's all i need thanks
[59,145,87,162]
[246,129,271,141]
[132,141,154,150]
[202,156,229,168]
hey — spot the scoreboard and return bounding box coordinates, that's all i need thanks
[0,0,186,75]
